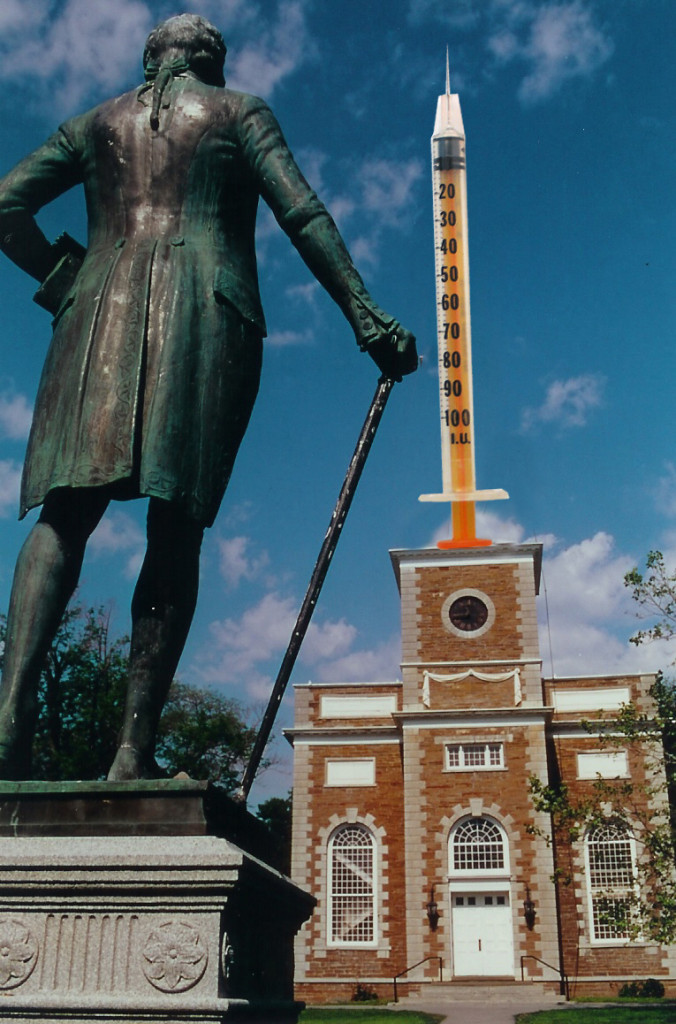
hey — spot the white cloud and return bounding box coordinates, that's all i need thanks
[325,157,423,267]
[200,591,299,686]
[427,507,531,548]
[427,510,674,677]
[244,671,276,702]
[327,196,358,232]
[0,0,153,113]
[218,535,270,587]
[348,235,379,268]
[312,636,401,683]
[302,617,357,663]
[654,463,676,519]
[0,0,315,115]
[266,329,313,347]
[182,0,261,34]
[408,0,481,30]
[89,510,145,579]
[520,373,605,431]
[0,0,50,34]
[517,2,614,103]
[227,0,316,98]
[0,393,33,440]
[488,0,614,104]
[196,588,364,694]
[286,281,320,308]
[538,530,676,675]
[357,159,424,228]
[0,460,22,517]
[408,0,613,104]
[293,147,327,194]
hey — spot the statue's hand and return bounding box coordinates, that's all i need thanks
[361,324,418,382]
[352,299,418,381]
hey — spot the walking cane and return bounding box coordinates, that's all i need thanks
[235,374,396,803]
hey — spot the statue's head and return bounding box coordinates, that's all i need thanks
[143,13,226,87]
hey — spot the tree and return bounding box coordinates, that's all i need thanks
[624,549,676,646]
[528,551,676,942]
[0,605,128,781]
[0,604,266,788]
[156,681,264,789]
[256,792,292,874]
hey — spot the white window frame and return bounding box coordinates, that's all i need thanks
[585,823,639,944]
[449,816,510,877]
[445,742,505,772]
[327,824,378,947]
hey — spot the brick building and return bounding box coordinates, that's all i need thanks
[287,542,676,1000]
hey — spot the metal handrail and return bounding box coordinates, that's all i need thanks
[393,956,443,1003]
[520,954,569,1000]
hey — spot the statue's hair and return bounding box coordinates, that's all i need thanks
[143,14,226,87]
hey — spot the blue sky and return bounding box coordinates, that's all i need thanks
[0,0,673,803]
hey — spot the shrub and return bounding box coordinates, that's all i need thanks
[352,983,378,1002]
[618,978,665,999]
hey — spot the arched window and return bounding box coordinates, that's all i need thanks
[586,822,637,942]
[328,824,376,945]
[450,817,507,873]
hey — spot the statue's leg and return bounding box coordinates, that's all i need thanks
[0,488,109,778]
[107,498,204,781]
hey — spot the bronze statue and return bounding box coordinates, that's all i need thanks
[0,14,417,781]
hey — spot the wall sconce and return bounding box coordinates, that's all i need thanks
[426,887,439,931]
[523,885,536,930]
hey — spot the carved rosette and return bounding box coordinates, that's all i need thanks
[0,919,38,989]
[142,921,208,993]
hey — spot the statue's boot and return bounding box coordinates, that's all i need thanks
[108,499,203,782]
[0,491,108,779]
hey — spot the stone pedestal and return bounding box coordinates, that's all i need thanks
[0,781,314,1024]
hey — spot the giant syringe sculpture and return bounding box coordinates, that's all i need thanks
[419,57,508,547]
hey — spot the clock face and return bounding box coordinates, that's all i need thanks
[448,594,489,632]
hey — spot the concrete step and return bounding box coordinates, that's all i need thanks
[396,981,563,1004]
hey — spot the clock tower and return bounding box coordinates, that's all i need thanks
[391,542,543,711]
[389,541,560,982]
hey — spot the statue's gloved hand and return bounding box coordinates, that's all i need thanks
[362,325,418,382]
[352,298,418,381]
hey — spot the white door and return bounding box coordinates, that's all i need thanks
[451,892,514,976]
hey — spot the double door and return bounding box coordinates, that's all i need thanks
[451,891,514,976]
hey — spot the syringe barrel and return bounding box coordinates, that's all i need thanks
[433,136,466,171]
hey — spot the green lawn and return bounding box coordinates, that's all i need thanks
[516,1007,676,1024]
[300,1004,676,1024]
[301,1010,444,1024]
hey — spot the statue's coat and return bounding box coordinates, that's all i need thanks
[0,77,373,526]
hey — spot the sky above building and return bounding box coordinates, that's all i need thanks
[0,0,673,802]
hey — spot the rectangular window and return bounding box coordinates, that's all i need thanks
[591,896,632,941]
[586,825,638,943]
[330,826,376,945]
[446,742,504,771]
